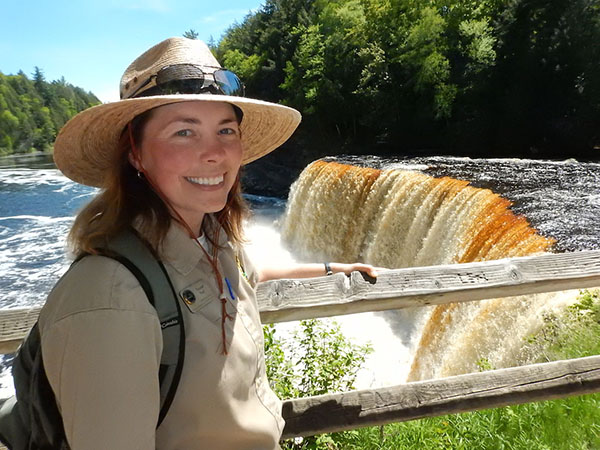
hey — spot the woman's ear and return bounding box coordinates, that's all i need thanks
[128,151,141,171]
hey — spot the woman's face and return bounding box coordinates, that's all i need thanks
[134,101,243,233]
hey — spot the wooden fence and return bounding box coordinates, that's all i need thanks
[1,250,600,439]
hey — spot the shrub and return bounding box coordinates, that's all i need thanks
[264,319,372,448]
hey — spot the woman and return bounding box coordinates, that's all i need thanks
[33,37,377,449]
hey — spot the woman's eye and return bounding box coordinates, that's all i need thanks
[175,129,192,137]
[220,127,237,136]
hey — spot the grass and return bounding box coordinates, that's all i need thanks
[289,289,600,449]
[329,394,600,449]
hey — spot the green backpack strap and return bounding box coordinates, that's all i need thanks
[104,230,185,427]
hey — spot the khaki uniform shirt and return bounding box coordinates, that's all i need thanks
[39,223,284,449]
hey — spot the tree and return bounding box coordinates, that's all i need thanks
[217,0,320,102]
[0,70,99,155]
[280,24,327,115]
[182,29,199,39]
[479,0,600,156]
[210,0,600,158]
[32,66,45,90]
[221,49,265,93]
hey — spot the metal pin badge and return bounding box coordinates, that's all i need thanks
[181,289,196,305]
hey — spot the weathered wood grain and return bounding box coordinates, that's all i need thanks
[0,306,40,353]
[281,355,600,438]
[258,250,600,323]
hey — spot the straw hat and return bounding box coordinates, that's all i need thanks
[53,37,301,187]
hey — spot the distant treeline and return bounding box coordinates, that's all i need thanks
[213,0,600,159]
[0,68,99,155]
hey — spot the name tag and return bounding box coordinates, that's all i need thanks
[179,280,218,313]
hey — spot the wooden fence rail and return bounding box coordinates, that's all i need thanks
[258,249,600,323]
[281,355,600,438]
[2,250,600,354]
[1,250,600,439]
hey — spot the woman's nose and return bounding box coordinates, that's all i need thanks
[199,137,226,163]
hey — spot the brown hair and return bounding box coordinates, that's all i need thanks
[68,106,248,257]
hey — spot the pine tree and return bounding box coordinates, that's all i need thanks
[183,29,199,39]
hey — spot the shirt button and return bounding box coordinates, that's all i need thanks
[181,289,196,305]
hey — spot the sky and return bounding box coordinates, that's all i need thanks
[1,0,263,102]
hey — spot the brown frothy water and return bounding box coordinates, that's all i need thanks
[281,160,563,382]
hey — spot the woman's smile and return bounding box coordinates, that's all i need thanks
[185,174,225,186]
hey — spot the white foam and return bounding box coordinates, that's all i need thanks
[245,219,296,267]
[0,367,14,399]
[0,215,73,224]
[245,218,407,389]
[0,169,69,186]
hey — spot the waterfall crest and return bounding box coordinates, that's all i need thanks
[281,160,564,381]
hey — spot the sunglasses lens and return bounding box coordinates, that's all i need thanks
[214,70,245,97]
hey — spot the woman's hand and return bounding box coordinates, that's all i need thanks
[257,262,381,282]
[327,262,379,278]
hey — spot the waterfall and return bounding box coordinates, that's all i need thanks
[280,160,574,382]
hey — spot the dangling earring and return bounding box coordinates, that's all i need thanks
[137,170,144,179]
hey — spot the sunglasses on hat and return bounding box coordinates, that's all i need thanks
[128,64,245,99]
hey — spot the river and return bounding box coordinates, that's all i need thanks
[1,153,600,395]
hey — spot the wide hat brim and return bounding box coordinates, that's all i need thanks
[53,94,301,187]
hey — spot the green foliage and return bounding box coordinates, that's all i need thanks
[208,0,600,157]
[277,290,600,449]
[475,357,495,372]
[331,394,600,449]
[264,319,372,399]
[458,18,496,73]
[263,319,372,449]
[0,70,99,155]
[222,49,265,88]
[263,323,297,400]
[182,29,199,39]
[217,0,319,102]
[522,289,600,362]
[281,24,327,114]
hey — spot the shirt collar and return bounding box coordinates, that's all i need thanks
[160,219,231,276]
